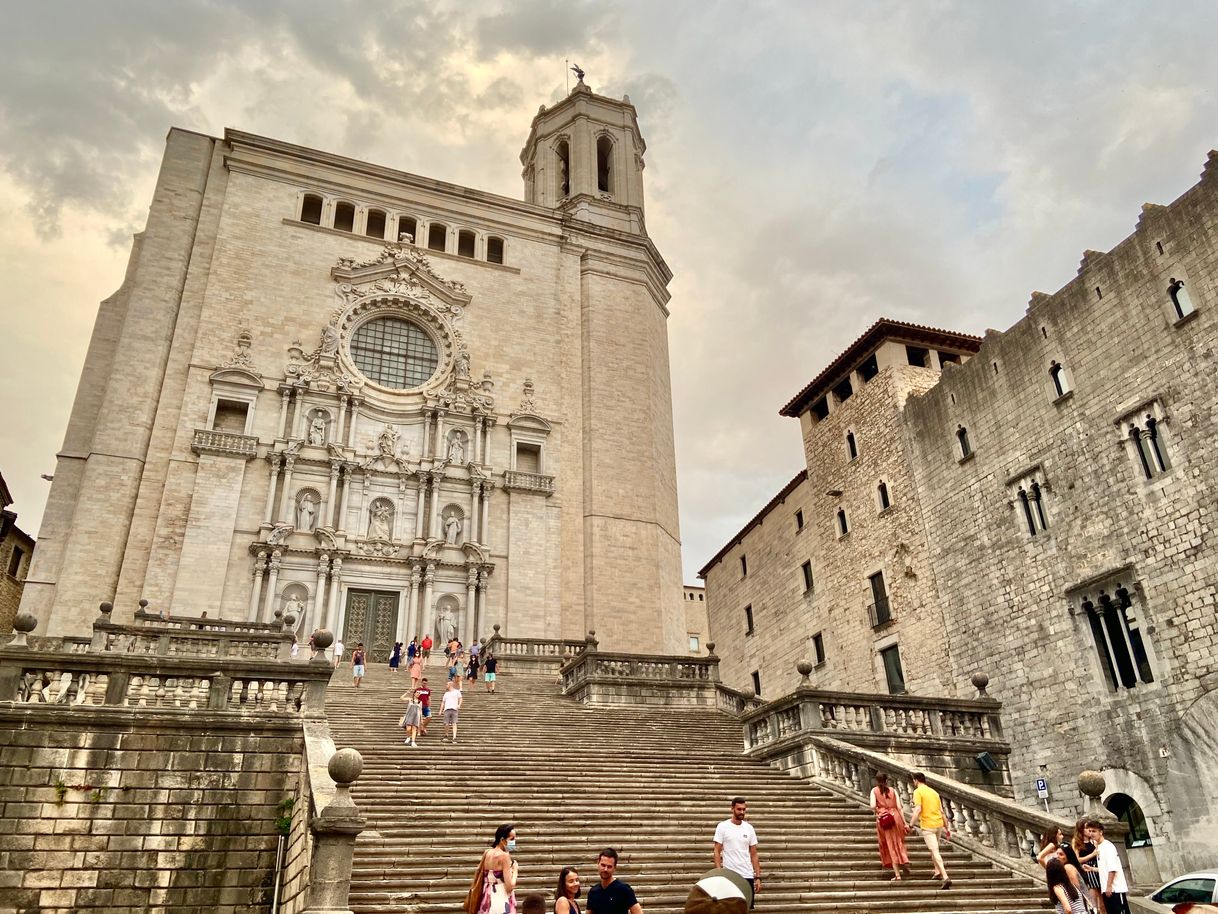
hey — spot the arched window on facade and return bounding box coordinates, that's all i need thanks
[398,216,418,244]
[1081,585,1155,691]
[555,139,571,198]
[836,508,849,537]
[957,425,972,459]
[1104,794,1153,848]
[1129,415,1170,479]
[457,229,476,258]
[1050,361,1071,398]
[300,194,323,225]
[486,236,505,264]
[333,202,356,233]
[845,431,858,461]
[1168,278,1195,319]
[877,481,891,512]
[427,223,447,252]
[364,209,387,239]
[596,134,613,194]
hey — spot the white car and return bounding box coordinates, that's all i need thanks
[1145,872,1218,913]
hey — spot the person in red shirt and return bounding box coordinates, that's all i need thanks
[421,634,433,661]
[414,678,432,736]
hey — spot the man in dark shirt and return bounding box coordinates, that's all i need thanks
[483,652,500,693]
[414,679,432,736]
[587,848,643,914]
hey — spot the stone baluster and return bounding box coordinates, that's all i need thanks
[337,465,352,533]
[304,748,366,914]
[420,564,436,641]
[322,560,341,635]
[464,567,477,645]
[326,461,341,527]
[248,551,267,621]
[263,454,282,526]
[278,456,297,524]
[336,395,348,444]
[277,386,292,439]
[429,475,442,540]
[311,554,330,631]
[261,550,282,622]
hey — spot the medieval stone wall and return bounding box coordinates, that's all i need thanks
[903,154,1218,874]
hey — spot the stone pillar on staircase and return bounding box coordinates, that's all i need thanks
[303,748,366,914]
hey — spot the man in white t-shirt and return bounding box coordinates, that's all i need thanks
[713,797,760,907]
[333,639,345,669]
[1087,820,1130,914]
[441,679,463,743]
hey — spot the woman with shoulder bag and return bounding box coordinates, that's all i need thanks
[468,823,518,914]
[869,772,910,880]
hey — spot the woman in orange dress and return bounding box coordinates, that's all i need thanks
[869,772,911,880]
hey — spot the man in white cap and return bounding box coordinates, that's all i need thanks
[712,797,760,907]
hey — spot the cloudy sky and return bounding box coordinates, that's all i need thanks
[2,1,1216,583]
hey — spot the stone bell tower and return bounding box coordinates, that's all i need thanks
[520,77,648,234]
[520,76,684,654]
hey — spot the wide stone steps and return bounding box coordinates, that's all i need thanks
[327,665,1050,913]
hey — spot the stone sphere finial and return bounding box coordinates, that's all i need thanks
[796,659,815,679]
[1078,770,1106,798]
[971,672,990,696]
[493,623,501,634]
[310,629,334,663]
[9,611,37,649]
[706,642,717,656]
[282,612,298,630]
[96,602,114,623]
[328,747,363,786]
[138,598,149,611]
[588,630,596,639]
[742,687,756,700]
[273,608,284,621]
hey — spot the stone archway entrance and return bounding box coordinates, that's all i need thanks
[343,589,400,663]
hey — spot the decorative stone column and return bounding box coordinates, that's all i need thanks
[477,570,489,638]
[422,410,433,458]
[293,397,307,440]
[325,556,343,633]
[326,461,341,527]
[263,454,282,526]
[311,553,330,631]
[347,398,362,448]
[473,416,483,466]
[336,394,349,444]
[413,473,428,539]
[337,465,353,533]
[303,748,366,914]
[406,566,421,640]
[278,456,297,524]
[248,551,267,621]
[480,483,493,546]
[396,476,410,535]
[468,481,480,541]
[429,475,443,540]
[464,567,478,645]
[262,550,282,622]
[420,563,436,642]
[277,387,292,439]
[433,410,446,461]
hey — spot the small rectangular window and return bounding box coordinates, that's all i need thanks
[880,645,906,694]
[744,605,754,636]
[857,353,879,382]
[486,236,505,264]
[6,546,23,578]
[688,635,700,653]
[212,400,249,433]
[751,670,762,697]
[794,509,804,531]
[810,397,829,422]
[457,229,476,258]
[801,560,814,593]
[868,572,891,627]
[812,632,825,665]
[938,351,960,365]
[514,443,542,474]
[740,555,748,577]
[905,345,930,368]
[427,223,447,252]
[832,376,853,403]
[364,209,387,239]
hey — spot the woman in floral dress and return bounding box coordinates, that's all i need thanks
[476,823,518,914]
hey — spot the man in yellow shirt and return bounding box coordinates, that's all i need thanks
[908,772,951,889]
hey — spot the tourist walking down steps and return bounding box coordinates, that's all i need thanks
[712,797,760,905]
[389,641,402,673]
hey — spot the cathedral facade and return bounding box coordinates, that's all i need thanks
[702,151,1218,878]
[24,82,685,656]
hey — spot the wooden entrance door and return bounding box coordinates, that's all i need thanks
[342,590,400,663]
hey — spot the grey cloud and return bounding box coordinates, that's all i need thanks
[472,0,616,56]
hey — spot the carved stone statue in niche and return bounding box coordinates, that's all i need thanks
[283,594,305,622]
[368,502,393,540]
[447,432,465,464]
[444,511,463,545]
[297,493,317,531]
[437,604,457,642]
[378,425,399,457]
[320,324,340,356]
[308,414,327,446]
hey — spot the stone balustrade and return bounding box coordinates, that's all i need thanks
[799,734,1125,881]
[191,427,260,459]
[93,619,294,661]
[483,628,588,674]
[715,682,765,716]
[502,469,556,495]
[560,645,722,707]
[741,684,1011,791]
[132,608,285,633]
[0,649,332,715]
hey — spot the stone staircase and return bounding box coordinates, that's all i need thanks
[326,663,1050,914]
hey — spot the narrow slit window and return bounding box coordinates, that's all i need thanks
[1050,361,1071,398]
[556,139,571,198]
[744,605,754,636]
[812,632,825,665]
[801,560,814,593]
[877,481,891,511]
[845,431,858,461]
[751,670,762,696]
[868,572,890,627]
[836,509,849,537]
[596,134,613,194]
[1168,279,1195,319]
[740,555,748,577]
[957,426,972,459]
[794,509,804,531]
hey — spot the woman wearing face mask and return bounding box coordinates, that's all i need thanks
[554,867,581,914]
[474,823,519,914]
